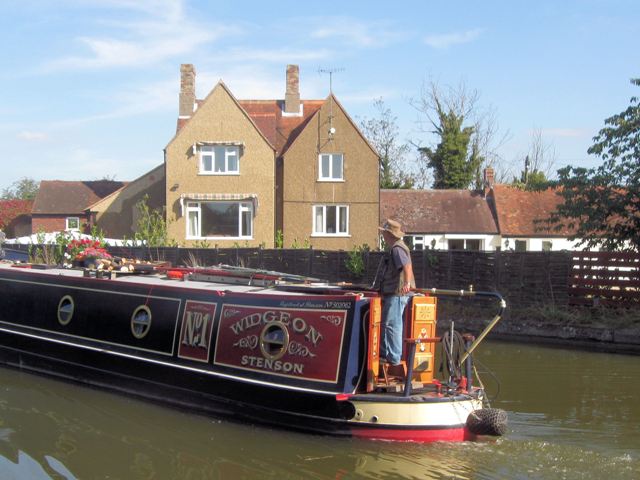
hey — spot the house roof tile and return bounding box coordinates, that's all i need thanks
[32,180,126,215]
[237,100,323,155]
[177,95,323,156]
[380,189,498,234]
[491,184,576,237]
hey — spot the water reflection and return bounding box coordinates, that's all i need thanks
[0,367,474,479]
[0,341,639,479]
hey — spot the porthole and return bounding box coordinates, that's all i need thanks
[259,322,289,361]
[131,305,152,339]
[57,295,75,326]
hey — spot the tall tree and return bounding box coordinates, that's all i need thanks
[548,78,640,251]
[421,108,478,189]
[2,177,39,200]
[359,99,414,189]
[413,81,504,189]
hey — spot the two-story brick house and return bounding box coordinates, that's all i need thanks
[165,64,379,248]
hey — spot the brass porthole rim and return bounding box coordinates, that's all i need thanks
[131,305,152,339]
[57,295,75,326]
[259,321,289,361]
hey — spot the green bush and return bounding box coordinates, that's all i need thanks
[345,244,370,278]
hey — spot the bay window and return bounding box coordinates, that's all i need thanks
[186,201,253,239]
[313,205,349,236]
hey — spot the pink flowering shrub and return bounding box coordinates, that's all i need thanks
[66,239,111,261]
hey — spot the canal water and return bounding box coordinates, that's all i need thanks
[0,341,638,479]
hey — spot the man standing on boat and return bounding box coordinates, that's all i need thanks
[378,219,415,371]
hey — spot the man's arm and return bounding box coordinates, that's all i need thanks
[401,263,414,295]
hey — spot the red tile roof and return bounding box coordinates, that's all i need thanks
[32,180,126,215]
[491,184,576,237]
[381,189,498,234]
[177,92,323,156]
[239,100,323,155]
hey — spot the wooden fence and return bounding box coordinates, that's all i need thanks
[9,244,639,308]
[106,246,573,308]
[568,251,640,307]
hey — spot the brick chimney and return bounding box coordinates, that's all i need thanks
[179,64,196,118]
[284,64,300,115]
[483,167,495,189]
[483,167,496,198]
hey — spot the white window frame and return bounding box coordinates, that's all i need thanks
[199,145,240,175]
[66,217,80,231]
[185,201,253,240]
[318,153,344,181]
[409,235,427,251]
[312,205,349,237]
[447,238,485,251]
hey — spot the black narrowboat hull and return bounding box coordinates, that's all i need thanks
[0,264,483,441]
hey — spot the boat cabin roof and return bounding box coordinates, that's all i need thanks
[0,262,369,298]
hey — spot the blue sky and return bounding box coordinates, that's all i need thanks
[0,0,638,193]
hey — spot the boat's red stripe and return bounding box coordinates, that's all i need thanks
[351,426,476,442]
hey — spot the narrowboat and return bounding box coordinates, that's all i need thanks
[0,261,507,442]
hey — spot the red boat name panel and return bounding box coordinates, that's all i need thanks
[178,301,217,362]
[213,304,348,383]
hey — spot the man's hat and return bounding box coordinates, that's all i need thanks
[378,219,404,239]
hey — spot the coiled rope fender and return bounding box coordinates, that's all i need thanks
[466,408,508,436]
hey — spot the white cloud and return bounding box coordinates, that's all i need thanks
[196,66,283,99]
[311,17,406,48]
[41,1,241,71]
[49,78,177,128]
[17,131,49,142]
[424,28,484,49]
[221,47,332,63]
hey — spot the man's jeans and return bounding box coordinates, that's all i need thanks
[380,295,409,365]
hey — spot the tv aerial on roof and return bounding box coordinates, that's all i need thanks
[318,67,344,139]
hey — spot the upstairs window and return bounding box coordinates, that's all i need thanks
[199,145,240,175]
[318,153,343,181]
[313,205,348,236]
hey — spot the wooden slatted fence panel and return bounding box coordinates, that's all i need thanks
[569,252,640,307]
[10,244,578,308]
